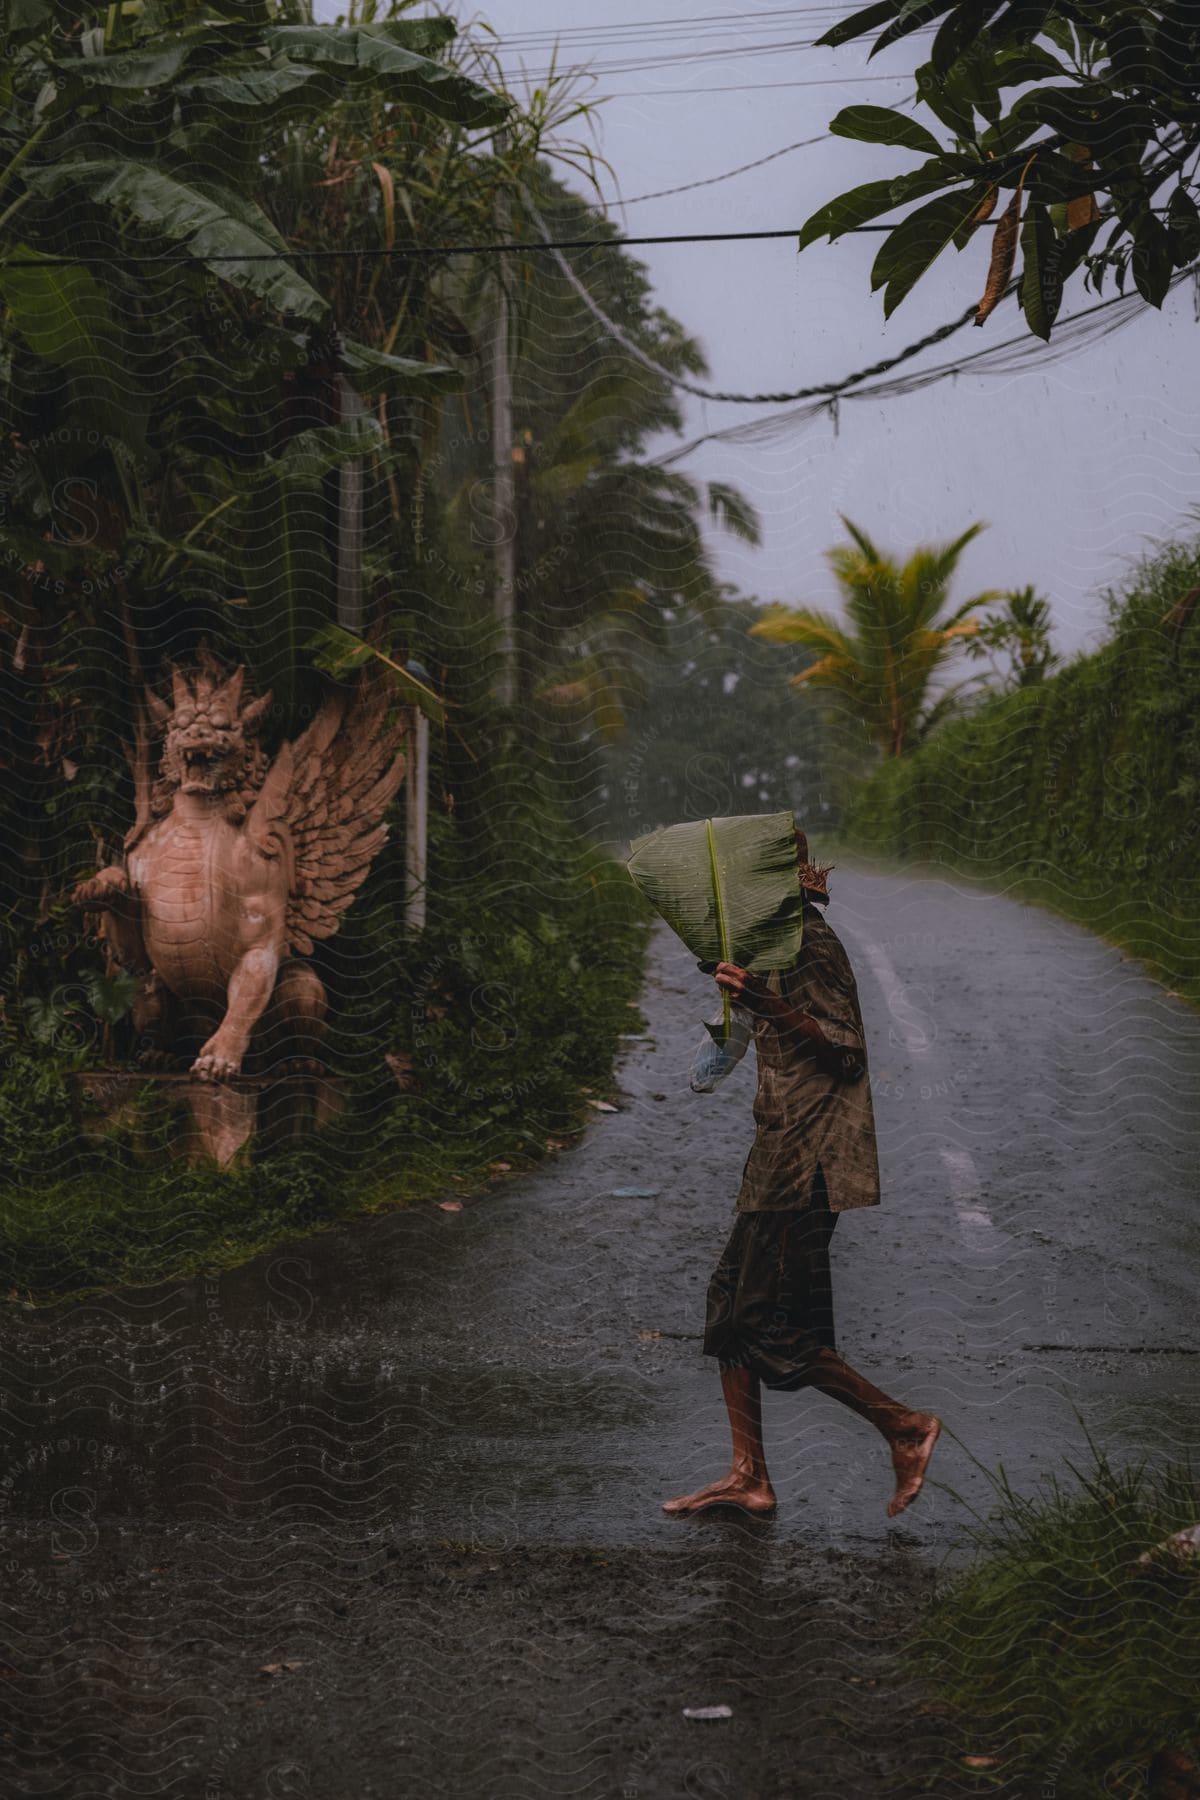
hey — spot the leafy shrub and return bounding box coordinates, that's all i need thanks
[0,786,651,1298]
[913,1448,1200,1798]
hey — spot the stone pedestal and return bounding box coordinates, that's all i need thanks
[71,1072,344,1168]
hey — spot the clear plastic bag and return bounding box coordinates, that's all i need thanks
[689,1004,753,1093]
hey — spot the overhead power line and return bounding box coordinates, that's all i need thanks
[499,32,845,79]
[0,220,1006,271]
[653,269,1196,465]
[493,32,919,83]
[522,187,994,406]
[7,207,1169,428]
[473,0,933,84]
[486,3,886,30]
[517,71,911,95]
[463,3,903,47]
[610,134,829,205]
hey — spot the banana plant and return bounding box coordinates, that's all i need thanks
[0,0,519,986]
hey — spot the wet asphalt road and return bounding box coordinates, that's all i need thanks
[2,863,1199,1798]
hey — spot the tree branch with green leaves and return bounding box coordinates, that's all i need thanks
[798,2,1200,339]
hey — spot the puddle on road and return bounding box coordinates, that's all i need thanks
[2,1193,1197,1550]
[0,1196,669,1527]
[0,1347,657,1524]
[0,1157,762,1542]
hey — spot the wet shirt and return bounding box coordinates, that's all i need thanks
[735,903,880,1214]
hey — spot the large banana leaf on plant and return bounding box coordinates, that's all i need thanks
[22,160,332,323]
[43,21,506,132]
[626,810,805,1041]
[309,624,446,727]
[264,23,508,127]
[0,245,151,451]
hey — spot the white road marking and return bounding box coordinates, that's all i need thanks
[845,931,932,1060]
[839,929,1000,1242]
[940,1145,1000,1241]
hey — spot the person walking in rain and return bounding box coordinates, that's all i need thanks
[663,829,941,1519]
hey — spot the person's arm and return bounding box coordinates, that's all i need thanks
[713,961,865,1081]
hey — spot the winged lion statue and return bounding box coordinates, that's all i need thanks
[73,648,406,1082]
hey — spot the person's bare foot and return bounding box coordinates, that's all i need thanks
[662,1470,777,1517]
[886,1414,941,1517]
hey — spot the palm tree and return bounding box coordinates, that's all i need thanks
[962,585,1060,689]
[750,518,1003,757]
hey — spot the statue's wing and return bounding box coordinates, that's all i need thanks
[250,678,407,957]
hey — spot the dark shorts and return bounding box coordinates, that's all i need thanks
[702,1169,838,1390]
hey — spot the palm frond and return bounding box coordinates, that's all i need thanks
[916,674,989,739]
[837,515,884,564]
[749,605,855,659]
[940,618,983,642]
[789,653,859,690]
[942,590,1008,627]
[531,455,601,504]
[925,521,988,590]
[706,481,761,546]
[911,619,983,652]
[541,372,655,463]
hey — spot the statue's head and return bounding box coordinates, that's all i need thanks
[148,655,271,799]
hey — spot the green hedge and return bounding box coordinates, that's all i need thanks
[845,536,1200,1002]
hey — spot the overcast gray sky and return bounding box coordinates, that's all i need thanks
[425,2,1200,658]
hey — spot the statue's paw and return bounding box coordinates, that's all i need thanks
[191,1048,241,1083]
[73,876,123,908]
[137,1048,175,1071]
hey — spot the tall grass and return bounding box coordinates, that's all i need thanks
[913,1443,1200,1797]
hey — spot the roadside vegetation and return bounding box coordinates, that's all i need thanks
[0,0,756,1297]
[0,825,650,1298]
[911,1447,1200,1799]
[844,533,1200,1006]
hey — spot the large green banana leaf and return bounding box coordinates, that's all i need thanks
[24,160,329,322]
[0,245,149,451]
[339,337,464,401]
[627,811,805,1039]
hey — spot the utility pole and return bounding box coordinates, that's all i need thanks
[511,427,533,705]
[334,370,364,634]
[491,127,516,709]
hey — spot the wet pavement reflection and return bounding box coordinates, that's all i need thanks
[3,867,1200,1795]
